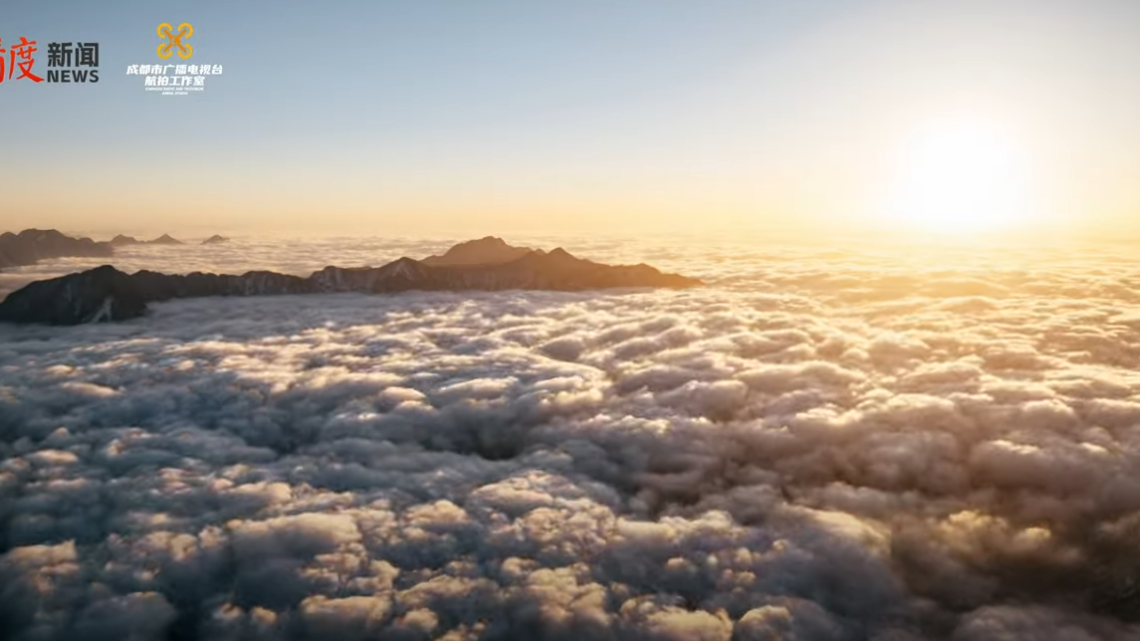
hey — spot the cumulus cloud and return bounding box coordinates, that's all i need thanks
[4,237,1140,639]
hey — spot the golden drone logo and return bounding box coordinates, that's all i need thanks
[156,23,193,59]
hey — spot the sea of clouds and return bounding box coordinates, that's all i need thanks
[4,234,1140,640]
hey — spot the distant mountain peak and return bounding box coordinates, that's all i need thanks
[421,237,542,267]
[19,228,92,243]
[202,234,230,245]
[0,228,113,272]
[150,234,183,245]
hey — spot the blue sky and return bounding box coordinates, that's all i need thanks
[2,0,1139,238]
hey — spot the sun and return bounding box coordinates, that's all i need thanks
[885,120,1033,236]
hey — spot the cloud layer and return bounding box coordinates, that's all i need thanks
[4,236,1140,640]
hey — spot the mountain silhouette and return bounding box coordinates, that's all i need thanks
[0,239,701,325]
[110,233,186,246]
[0,229,113,271]
[421,236,542,266]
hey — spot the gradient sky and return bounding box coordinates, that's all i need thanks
[2,0,1139,239]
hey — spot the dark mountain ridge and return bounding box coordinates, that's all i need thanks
[0,242,701,325]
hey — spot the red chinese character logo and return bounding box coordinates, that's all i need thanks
[0,36,45,83]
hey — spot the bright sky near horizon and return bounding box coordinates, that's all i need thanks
[2,0,1139,241]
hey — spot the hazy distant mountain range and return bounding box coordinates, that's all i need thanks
[0,229,113,270]
[110,233,194,246]
[0,234,700,325]
[0,229,229,272]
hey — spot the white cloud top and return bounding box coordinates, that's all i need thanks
[3,236,1140,639]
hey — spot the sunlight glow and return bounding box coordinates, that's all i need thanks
[886,120,1034,236]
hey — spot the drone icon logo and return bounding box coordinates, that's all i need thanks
[156,23,193,60]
